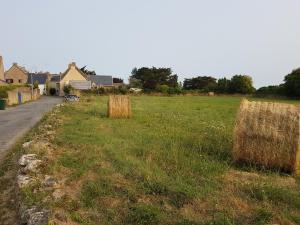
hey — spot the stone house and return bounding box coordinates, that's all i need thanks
[49,62,91,96]
[27,73,51,95]
[5,63,28,84]
[0,56,7,85]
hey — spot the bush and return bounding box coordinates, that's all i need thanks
[254,85,285,97]
[49,88,56,96]
[0,90,8,99]
[63,84,74,95]
[118,85,129,95]
[0,85,19,99]
[33,81,39,89]
[155,85,169,94]
[168,86,182,95]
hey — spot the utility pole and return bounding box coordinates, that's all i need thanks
[31,73,33,99]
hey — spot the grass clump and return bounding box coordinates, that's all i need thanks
[252,208,273,225]
[126,203,163,225]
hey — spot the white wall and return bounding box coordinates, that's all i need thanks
[38,84,45,95]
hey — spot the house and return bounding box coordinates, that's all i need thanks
[49,62,91,96]
[0,56,7,85]
[88,75,113,88]
[27,73,51,95]
[5,63,28,84]
[48,62,116,96]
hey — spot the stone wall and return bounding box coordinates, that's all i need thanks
[6,87,40,106]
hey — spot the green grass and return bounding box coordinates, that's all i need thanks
[36,95,300,224]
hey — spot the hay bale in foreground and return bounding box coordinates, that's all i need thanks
[233,99,300,175]
[108,95,131,118]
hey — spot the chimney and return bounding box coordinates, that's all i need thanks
[68,62,76,69]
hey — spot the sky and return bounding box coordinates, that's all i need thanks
[1,0,300,88]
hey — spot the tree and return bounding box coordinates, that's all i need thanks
[113,78,124,83]
[283,68,300,97]
[183,76,217,91]
[155,84,169,93]
[130,67,178,90]
[229,75,254,94]
[216,77,231,93]
[255,85,284,96]
[129,77,143,88]
[33,80,39,89]
[80,66,96,75]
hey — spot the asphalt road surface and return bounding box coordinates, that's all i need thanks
[0,96,62,161]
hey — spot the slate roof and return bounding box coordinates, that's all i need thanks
[27,73,49,84]
[50,74,61,82]
[88,75,113,86]
[69,80,92,90]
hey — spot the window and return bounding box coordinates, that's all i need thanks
[6,79,13,84]
[19,79,22,83]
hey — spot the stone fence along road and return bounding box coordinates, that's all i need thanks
[0,96,62,161]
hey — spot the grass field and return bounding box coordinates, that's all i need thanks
[22,96,300,225]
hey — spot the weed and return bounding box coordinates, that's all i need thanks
[126,203,163,225]
[252,208,273,225]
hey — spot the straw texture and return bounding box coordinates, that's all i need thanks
[233,99,300,175]
[108,95,131,118]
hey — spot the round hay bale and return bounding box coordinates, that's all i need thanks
[107,95,131,119]
[233,99,300,175]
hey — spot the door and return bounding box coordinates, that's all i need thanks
[18,92,22,104]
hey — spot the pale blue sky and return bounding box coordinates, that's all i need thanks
[1,0,300,87]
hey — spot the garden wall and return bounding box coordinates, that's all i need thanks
[7,87,40,106]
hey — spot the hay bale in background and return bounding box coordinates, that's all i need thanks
[233,99,300,175]
[108,95,131,118]
[208,92,214,96]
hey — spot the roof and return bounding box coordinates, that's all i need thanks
[69,80,91,90]
[50,74,61,82]
[27,73,49,84]
[88,75,113,86]
[5,63,28,75]
[60,62,87,80]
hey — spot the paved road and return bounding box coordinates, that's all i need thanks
[0,96,62,160]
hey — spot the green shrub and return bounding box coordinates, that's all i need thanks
[155,85,169,94]
[0,85,20,99]
[168,86,182,95]
[33,81,39,89]
[63,84,74,95]
[0,90,8,99]
[118,85,129,95]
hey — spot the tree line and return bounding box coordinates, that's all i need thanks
[129,67,255,94]
[256,68,300,98]
[129,66,300,97]
[82,65,300,97]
